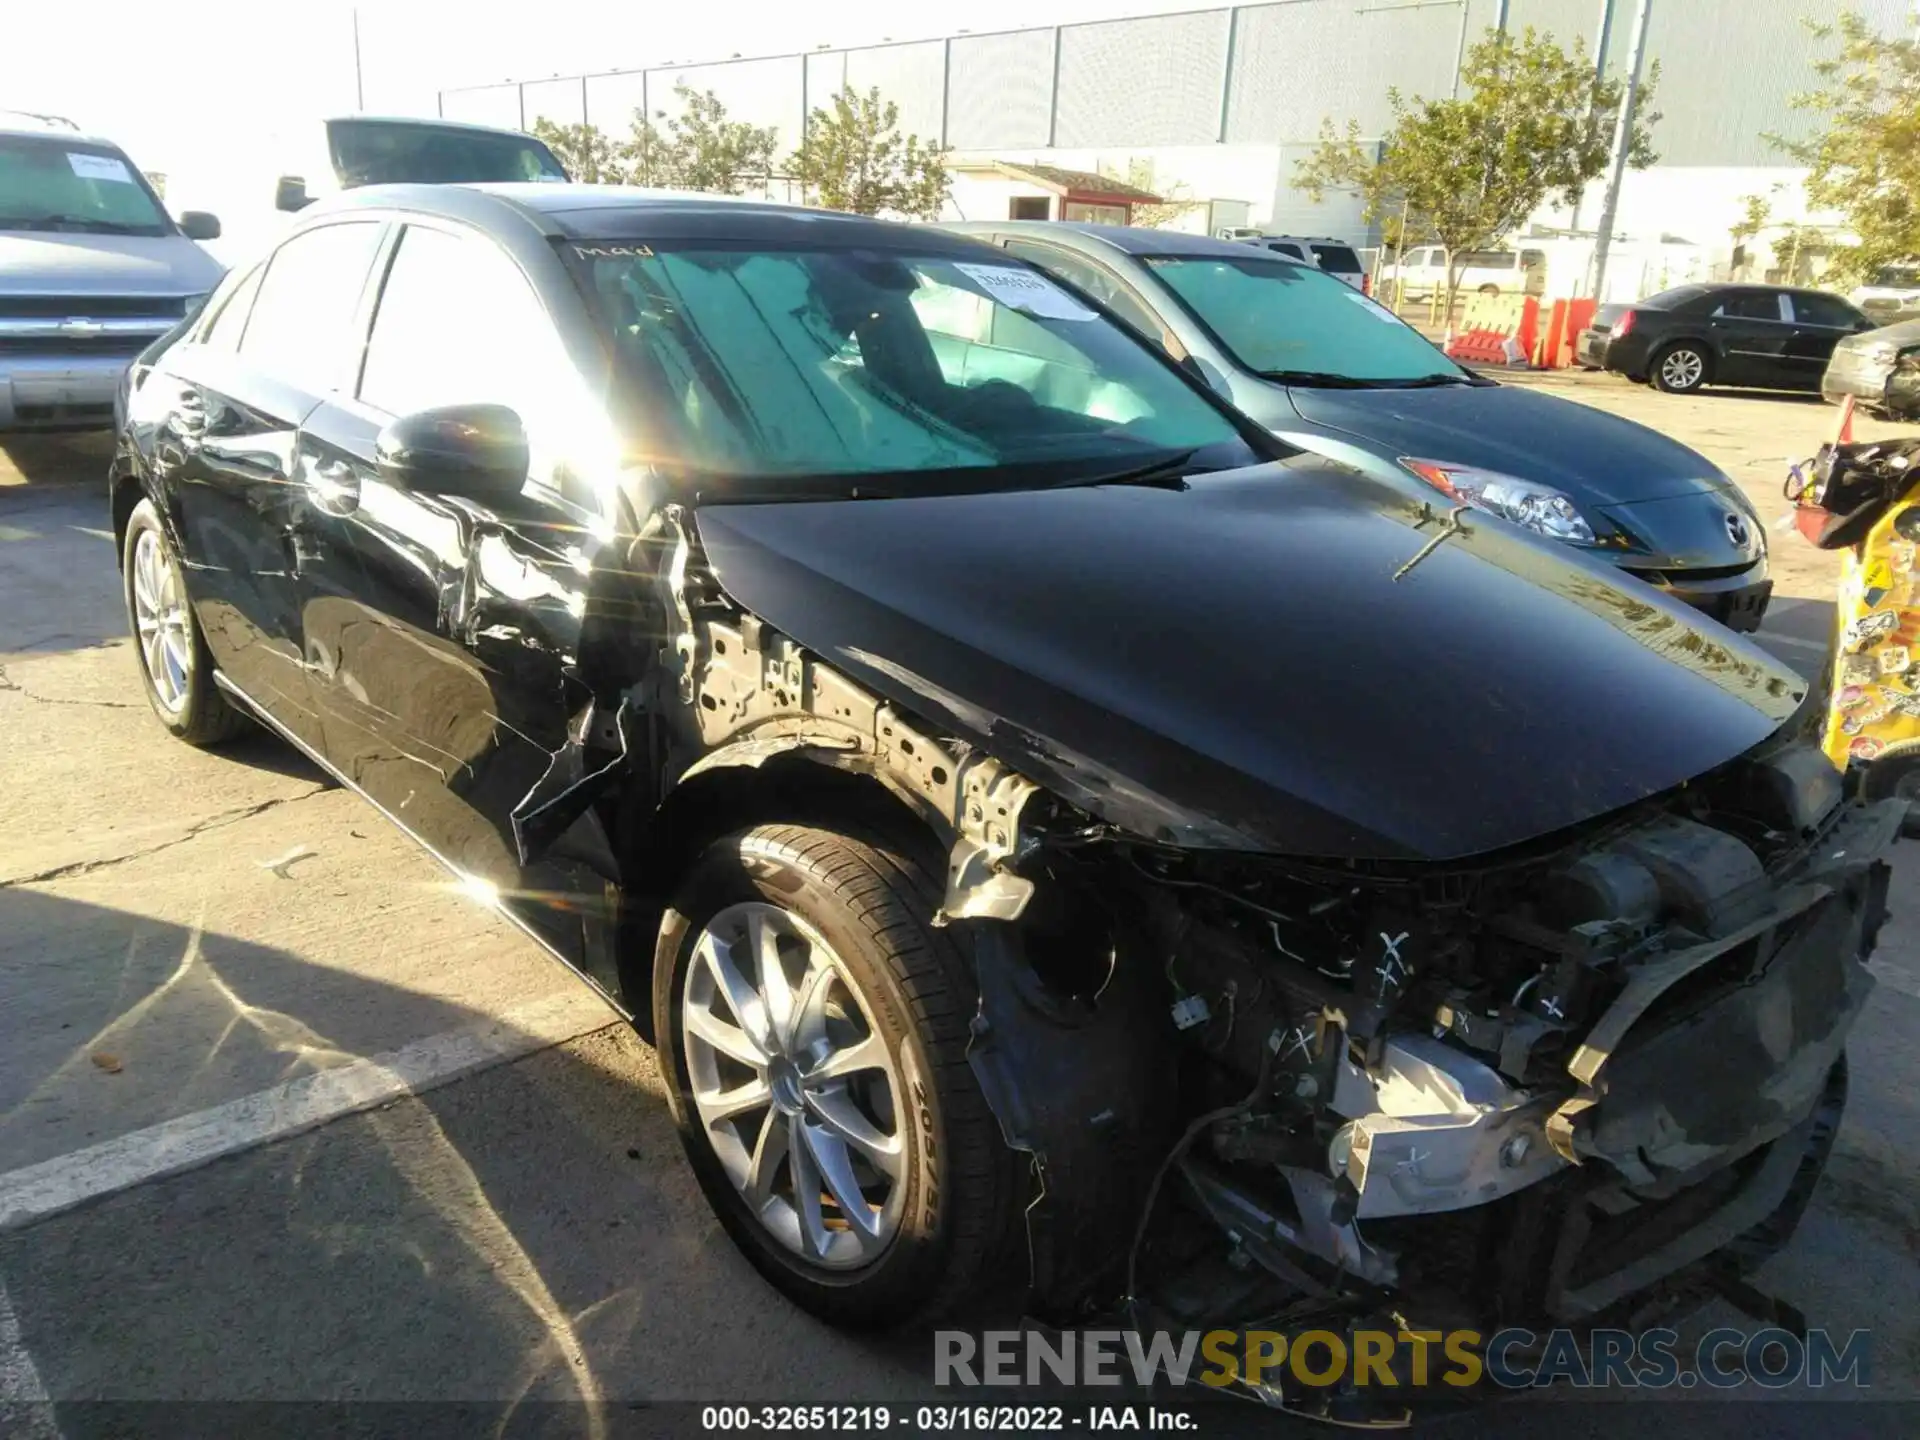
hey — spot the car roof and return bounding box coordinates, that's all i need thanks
[0,111,118,146]
[304,183,1003,254]
[942,220,1292,262]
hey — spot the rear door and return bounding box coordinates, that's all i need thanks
[1783,291,1868,391]
[288,219,610,977]
[159,218,387,745]
[1705,290,1793,386]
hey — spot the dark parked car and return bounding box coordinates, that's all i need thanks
[1822,316,1920,419]
[112,185,1902,1401]
[946,222,1772,631]
[1578,282,1873,396]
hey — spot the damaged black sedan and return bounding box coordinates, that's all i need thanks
[110,186,1903,1397]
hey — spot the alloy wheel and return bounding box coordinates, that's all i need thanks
[131,528,192,713]
[680,901,907,1269]
[1660,348,1705,390]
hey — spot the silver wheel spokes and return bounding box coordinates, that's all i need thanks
[132,529,191,712]
[682,901,905,1270]
[1663,350,1703,388]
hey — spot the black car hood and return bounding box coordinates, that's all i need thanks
[1286,382,1725,506]
[695,458,1806,862]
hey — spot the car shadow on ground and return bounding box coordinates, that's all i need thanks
[0,889,947,1423]
[0,432,115,489]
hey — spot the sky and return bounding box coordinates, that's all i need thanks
[2,0,1222,180]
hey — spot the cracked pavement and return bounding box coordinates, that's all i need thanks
[1,390,1918,1430]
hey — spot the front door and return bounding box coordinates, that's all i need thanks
[1783,291,1867,392]
[1706,290,1794,387]
[286,219,618,985]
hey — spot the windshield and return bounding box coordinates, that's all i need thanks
[327,120,568,187]
[570,243,1250,493]
[0,135,171,235]
[1145,254,1465,384]
[1871,266,1920,289]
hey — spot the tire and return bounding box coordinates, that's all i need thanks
[653,822,1017,1328]
[121,497,248,745]
[1477,283,1500,296]
[1651,342,1711,394]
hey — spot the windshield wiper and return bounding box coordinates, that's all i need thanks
[1255,370,1372,388]
[1046,450,1197,491]
[1375,372,1492,389]
[3,214,154,234]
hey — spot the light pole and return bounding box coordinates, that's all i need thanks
[1587,0,1652,302]
[352,6,365,111]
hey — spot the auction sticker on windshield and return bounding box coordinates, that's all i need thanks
[954,262,1096,321]
[67,152,134,184]
[1343,290,1402,323]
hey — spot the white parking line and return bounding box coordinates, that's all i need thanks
[0,1280,58,1439]
[0,987,621,1235]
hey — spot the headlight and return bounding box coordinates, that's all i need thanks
[1398,458,1597,545]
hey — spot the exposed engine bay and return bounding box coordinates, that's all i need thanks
[963,734,1900,1412]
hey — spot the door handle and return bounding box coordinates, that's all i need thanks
[302,457,360,515]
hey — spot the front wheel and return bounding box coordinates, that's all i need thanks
[653,822,1017,1327]
[121,497,248,745]
[1651,342,1711,394]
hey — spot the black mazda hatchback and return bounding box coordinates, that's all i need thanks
[110,184,1900,1406]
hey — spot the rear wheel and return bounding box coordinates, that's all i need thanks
[1651,342,1711,394]
[653,822,1017,1327]
[1477,283,1500,296]
[121,498,248,745]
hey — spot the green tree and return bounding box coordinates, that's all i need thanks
[1774,11,1920,285]
[1296,26,1660,316]
[622,84,778,195]
[791,86,949,219]
[530,118,626,184]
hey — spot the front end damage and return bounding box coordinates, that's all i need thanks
[960,738,1900,1412]
[647,487,1901,1415]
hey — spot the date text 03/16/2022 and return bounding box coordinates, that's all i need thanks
[699,1406,1195,1431]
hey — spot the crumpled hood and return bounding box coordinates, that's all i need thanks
[695,457,1806,862]
[1285,381,1725,506]
[0,231,224,297]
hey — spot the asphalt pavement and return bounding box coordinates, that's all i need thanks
[1,391,1917,1435]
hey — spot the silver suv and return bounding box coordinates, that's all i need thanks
[1,112,224,430]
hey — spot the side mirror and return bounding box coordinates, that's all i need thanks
[178,210,221,241]
[274,176,311,213]
[375,404,529,504]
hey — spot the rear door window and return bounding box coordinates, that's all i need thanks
[1461,250,1513,270]
[1309,243,1361,274]
[238,220,386,393]
[1714,292,1789,322]
[1266,241,1305,259]
[199,264,264,352]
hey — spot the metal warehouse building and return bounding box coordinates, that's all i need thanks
[440,0,1905,279]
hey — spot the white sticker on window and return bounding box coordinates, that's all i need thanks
[67,152,135,184]
[953,262,1097,321]
[1343,290,1403,323]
